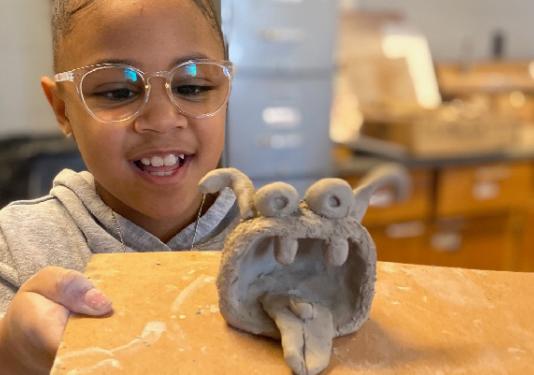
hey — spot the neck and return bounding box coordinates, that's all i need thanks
[96,185,215,244]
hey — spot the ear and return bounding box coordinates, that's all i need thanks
[41,76,73,137]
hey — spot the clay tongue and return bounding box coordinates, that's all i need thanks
[261,294,335,375]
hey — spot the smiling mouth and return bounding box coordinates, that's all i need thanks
[133,153,191,177]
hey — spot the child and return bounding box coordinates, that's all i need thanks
[0,0,236,373]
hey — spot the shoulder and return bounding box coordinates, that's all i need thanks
[0,195,90,281]
[1,195,72,228]
[0,193,87,247]
[0,168,94,227]
[0,195,82,310]
[0,193,81,242]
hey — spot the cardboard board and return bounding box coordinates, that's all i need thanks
[52,252,534,374]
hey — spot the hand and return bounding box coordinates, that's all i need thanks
[0,266,112,374]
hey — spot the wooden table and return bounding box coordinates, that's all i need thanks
[51,252,534,374]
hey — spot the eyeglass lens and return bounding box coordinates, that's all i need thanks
[80,62,231,122]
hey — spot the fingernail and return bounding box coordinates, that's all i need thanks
[84,288,112,311]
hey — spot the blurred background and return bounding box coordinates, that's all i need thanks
[1,0,534,271]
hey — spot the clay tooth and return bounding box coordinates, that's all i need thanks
[326,238,349,266]
[274,236,299,265]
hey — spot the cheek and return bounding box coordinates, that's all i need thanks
[69,115,126,171]
[78,133,124,176]
[197,115,226,164]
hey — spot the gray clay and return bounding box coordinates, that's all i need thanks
[199,164,410,375]
[199,167,256,219]
[262,294,334,375]
[254,182,300,218]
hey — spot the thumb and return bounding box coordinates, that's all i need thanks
[20,266,112,316]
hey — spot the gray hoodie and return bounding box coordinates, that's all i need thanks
[0,169,238,314]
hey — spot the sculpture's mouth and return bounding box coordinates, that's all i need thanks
[231,236,371,375]
[234,236,371,329]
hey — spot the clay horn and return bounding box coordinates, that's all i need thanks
[199,168,256,220]
[352,163,411,222]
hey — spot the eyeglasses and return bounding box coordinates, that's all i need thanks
[54,59,234,124]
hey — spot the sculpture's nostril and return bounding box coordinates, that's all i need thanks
[274,197,289,210]
[329,196,341,208]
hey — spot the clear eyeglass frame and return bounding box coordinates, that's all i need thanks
[54,59,235,124]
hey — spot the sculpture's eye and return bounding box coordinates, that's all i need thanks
[254,182,299,218]
[304,178,354,219]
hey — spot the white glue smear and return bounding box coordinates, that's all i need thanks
[113,321,167,355]
[58,321,166,374]
[66,359,122,375]
[171,275,215,313]
[59,347,113,361]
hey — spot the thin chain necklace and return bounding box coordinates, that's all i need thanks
[111,194,207,252]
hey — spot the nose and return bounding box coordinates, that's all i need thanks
[133,77,188,133]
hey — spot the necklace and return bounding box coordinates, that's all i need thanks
[111,193,207,252]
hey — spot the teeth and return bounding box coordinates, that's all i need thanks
[150,171,173,177]
[151,156,164,167]
[138,153,186,167]
[164,154,178,167]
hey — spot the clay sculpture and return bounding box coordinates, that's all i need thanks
[199,165,410,375]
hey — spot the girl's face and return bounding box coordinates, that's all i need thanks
[43,0,227,240]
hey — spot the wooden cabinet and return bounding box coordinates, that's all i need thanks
[436,162,533,217]
[423,216,518,271]
[368,221,427,265]
[369,216,518,271]
[518,203,534,272]
[341,159,534,271]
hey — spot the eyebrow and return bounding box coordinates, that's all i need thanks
[90,53,211,69]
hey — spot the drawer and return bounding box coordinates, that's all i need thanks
[345,170,432,226]
[424,216,517,271]
[368,215,519,271]
[226,75,333,179]
[518,206,534,272]
[368,221,428,265]
[222,0,338,70]
[436,162,533,217]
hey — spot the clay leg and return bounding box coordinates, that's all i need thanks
[261,294,334,375]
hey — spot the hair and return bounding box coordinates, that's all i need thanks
[51,0,225,72]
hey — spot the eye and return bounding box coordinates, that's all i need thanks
[172,84,213,98]
[254,182,299,218]
[304,178,354,219]
[88,82,142,103]
[96,88,138,101]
